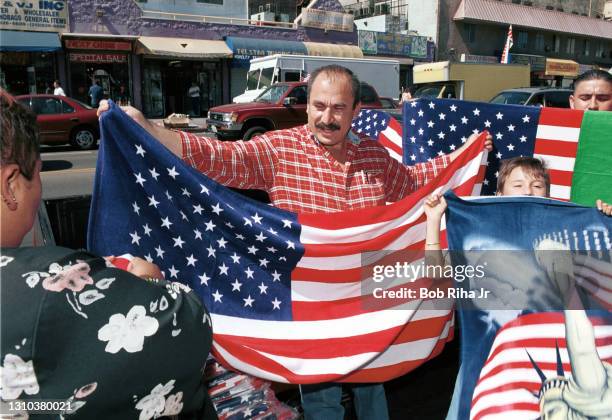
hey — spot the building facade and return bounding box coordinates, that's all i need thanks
[1,0,360,117]
[438,0,612,86]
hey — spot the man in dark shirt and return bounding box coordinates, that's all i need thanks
[88,80,104,108]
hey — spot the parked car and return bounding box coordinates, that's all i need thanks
[15,94,100,149]
[379,96,400,109]
[489,87,572,108]
[207,81,385,140]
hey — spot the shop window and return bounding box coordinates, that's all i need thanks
[464,23,476,43]
[583,40,590,56]
[553,35,560,53]
[535,33,545,51]
[566,38,575,54]
[517,31,528,49]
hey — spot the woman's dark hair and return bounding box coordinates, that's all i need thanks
[307,65,361,108]
[0,89,40,180]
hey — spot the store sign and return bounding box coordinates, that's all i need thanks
[545,59,579,77]
[69,53,127,63]
[65,39,132,51]
[510,54,545,72]
[0,0,69,32]
[358,30,377,55]
[301,9,353,32]
[460,54,498,64]
[358,30,430,60]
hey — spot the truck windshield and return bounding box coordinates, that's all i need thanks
[260,67,274,89]
[255,84,290,103]
[490,91,531,105]
[246,69,260,90]
[414,84,456,99]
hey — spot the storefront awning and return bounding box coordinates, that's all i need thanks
[225,36,307,61]
[136,37,232,59]
[545,58,579,77]
[303,42,363,58]
[0,30,61,52]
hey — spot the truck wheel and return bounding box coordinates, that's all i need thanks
[242,126,267,140]
[70,127,97,150]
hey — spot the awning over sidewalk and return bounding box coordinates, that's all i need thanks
[136,36,232,59]
[303,42,363,58]
[545,58,579,77]
[225,36,307,62]
[0,30,61,52]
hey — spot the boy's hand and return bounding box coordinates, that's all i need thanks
[127,257,164,280]
[596,199,612,216]
[424,193,447,221]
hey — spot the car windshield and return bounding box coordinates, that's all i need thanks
[254,84,290,103]
[246,69,260,90]
[490,91,531,105]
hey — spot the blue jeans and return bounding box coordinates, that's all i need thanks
[300,383,389,420]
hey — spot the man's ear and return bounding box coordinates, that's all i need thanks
[569,95,576,109]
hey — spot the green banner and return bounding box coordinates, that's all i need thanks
[570,111,612,206]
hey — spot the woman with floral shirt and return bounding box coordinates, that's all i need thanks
[0,90,217,419]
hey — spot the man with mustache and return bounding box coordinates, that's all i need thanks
[99,65,492,420]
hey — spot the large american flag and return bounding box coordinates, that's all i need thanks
[352,109,404,162]
[402,98,584,200]
[88,103,486,383]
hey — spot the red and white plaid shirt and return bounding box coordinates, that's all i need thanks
[181,124,450,214]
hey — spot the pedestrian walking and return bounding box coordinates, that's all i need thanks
[188,81,201,117]
[53,80,65,96]
[89,80,104,108]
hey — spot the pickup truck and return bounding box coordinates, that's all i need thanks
[206,81,384,140]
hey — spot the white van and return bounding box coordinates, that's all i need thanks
[233,54,400,103]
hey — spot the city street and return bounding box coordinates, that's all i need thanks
[40,147,97,200]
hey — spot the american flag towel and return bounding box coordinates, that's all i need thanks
[402,99,585,200]
[445,194,612,419]
[88,102,486,384]
[352,109,404,163]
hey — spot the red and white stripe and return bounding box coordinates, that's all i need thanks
[211,134,488,384]
[533,107,584,201]
[378,116,404,162]
[470,312,612,420]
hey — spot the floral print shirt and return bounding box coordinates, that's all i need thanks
[0,246,217,419]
